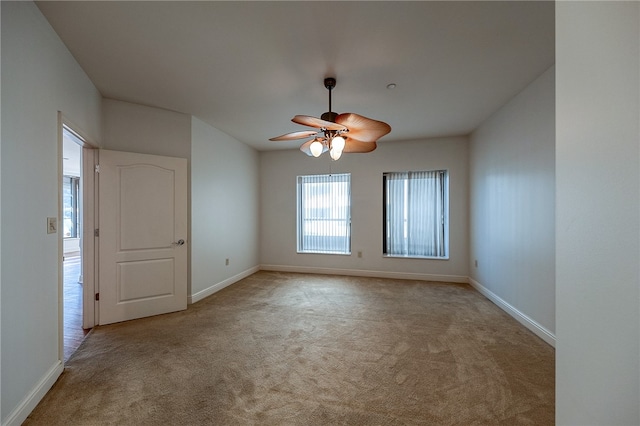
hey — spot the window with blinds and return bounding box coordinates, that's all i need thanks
[297,173,351,254]
[63,175,80,238]
[383,170,448,258]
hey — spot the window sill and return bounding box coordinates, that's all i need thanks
[297,251,351,256]
[383,254,449,260]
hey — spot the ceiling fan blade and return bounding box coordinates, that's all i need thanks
[299,138,328,156]
[292,115,346,131]
[343,139,377,153]
[269,130,318,141]
[336,113,391,143]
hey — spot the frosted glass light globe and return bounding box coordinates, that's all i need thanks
[330,147,343,161]
[331,136,345,152]
[309,141,323,157]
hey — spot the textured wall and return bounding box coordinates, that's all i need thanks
[1,2,102,423]
[556,2,640,424]
[190,117,260,299]
[469,67,556,340]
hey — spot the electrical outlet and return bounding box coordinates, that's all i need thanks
[47,217,57,234]
[474,260,478,268]
[225,258,229,266]
[357,251,362,258]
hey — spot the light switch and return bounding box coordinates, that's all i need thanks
[47,217,57,234]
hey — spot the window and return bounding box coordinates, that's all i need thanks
[297,173,351,254]
[63,175,80,238]
[383,170,448,258]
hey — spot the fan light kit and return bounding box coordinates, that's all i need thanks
[270,77,391,160]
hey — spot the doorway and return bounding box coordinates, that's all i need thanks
[62,124,91,361]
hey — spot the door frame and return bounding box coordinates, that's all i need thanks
[58,112,98,362]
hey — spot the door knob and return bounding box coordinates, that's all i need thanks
[172,239,185,246]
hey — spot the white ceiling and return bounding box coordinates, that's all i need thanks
[36,1,555,152]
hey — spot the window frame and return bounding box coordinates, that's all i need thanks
[382,169,450,260]
[62,175,80,239]
[296,173,352,255]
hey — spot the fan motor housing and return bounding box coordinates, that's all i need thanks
[321,111,338,122]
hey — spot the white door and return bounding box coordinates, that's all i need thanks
[98,149,187,325]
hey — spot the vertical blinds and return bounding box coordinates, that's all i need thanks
[384,170,446,257]
[297,173,351,254]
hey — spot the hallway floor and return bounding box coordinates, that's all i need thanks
[64,255,90,361]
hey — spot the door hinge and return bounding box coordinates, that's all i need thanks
[95,293,100,301]
[94,228,99,237]
[95,164,100,173]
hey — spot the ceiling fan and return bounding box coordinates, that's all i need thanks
[269,77,391,160]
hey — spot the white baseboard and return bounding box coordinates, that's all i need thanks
[2,361,63,426]
[468,277,556,347]
[259,264,469,283]
[189,266,260,304]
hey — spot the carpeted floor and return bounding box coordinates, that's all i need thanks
[25,271,554,425]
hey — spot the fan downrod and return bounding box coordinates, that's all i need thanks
[322,77,338,122]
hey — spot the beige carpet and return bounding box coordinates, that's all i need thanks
[25,271,554,425]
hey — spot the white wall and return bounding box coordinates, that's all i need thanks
[469,66,556,344]
[102,98,191,159]
[556,2,639,425]
[1,2,102,424]
[63,136,81,177]
[260,137,469,282]
[190,117,260,301]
